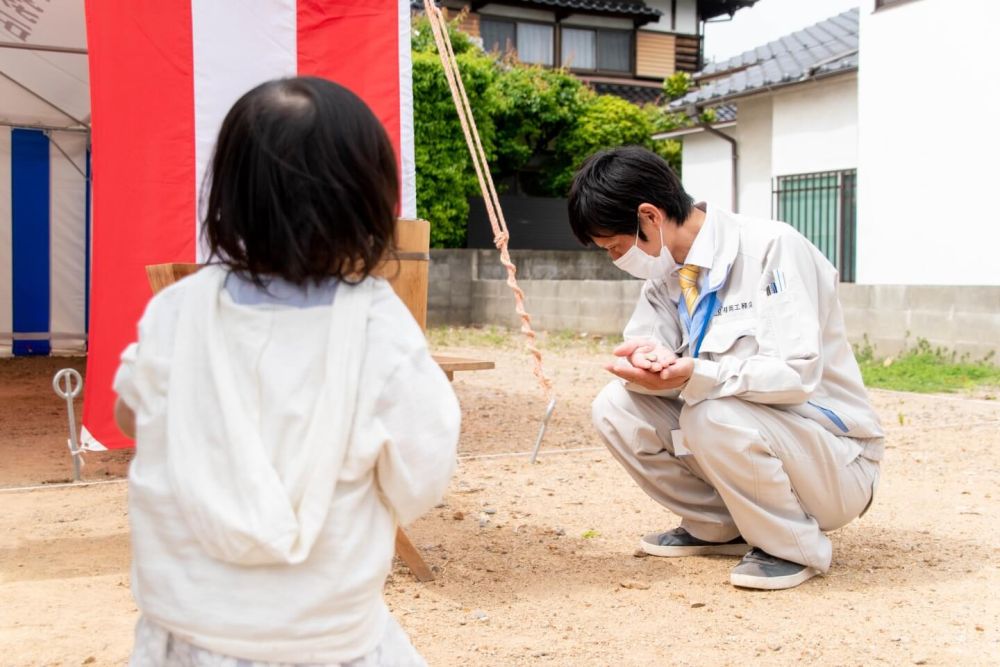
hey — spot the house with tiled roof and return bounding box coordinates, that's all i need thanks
[422,0,758,104]
[662,0,999,291]
[659,7,862,280]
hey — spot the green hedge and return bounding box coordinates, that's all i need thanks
[412,16,687,247]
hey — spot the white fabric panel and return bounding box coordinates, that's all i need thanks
[191,0,298,261]
[0,51,90,129]
[398,0,416,219]
[0,127,12,357]
[0,1,90,129]
[48,132,88,355]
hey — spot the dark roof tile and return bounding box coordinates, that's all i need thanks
[527,0,661,17]
[591,81,662,105]
[412,0,661,17]
[713,103,737,122]
[673,7,858,108]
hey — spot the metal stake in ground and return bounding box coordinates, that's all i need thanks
[529,398,558,464]
[52,368,84,482]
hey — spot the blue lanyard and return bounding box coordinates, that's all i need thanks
[680,289,719,358]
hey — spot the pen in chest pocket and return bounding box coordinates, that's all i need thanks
[765,269,787,296]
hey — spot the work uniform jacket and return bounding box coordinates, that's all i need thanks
[623,204,884,461]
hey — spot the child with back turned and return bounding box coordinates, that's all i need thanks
[113,76,460,666]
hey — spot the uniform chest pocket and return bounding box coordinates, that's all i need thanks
[698,319,757,358]
[763,290,820,359]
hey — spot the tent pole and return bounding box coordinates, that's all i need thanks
[0,68,90,130]
[0,41,87,55]
[48,134,89,180]
[0,121,89,133]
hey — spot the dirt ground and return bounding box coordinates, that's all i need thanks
[1,343,999,666]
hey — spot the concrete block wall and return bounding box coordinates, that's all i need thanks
[427,249,477,327]
[839,284,1000,360]
[429,250,1000,359]
[473,249,627,281]
[471,279,644,334]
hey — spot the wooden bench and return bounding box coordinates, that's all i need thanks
[433,355,496,381]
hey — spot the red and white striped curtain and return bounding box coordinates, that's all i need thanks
[82,0,416,449]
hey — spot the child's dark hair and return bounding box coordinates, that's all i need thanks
[567,145,693,246]
[203,76,398,284]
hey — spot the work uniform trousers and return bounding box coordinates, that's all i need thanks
[592,382,880,572]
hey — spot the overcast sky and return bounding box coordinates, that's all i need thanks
[702,0,861,62]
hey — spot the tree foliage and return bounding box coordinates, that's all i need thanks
[412,15,695,247]
[548,93,651,194]
[412,17,499,247]
[662,71,692,101]
[491,64,589,188]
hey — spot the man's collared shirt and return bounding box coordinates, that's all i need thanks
[663,202,716,305]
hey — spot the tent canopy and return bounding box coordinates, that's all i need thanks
[1,1,91,357]
[1,1,89,131]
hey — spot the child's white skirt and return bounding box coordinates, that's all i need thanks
[129,615,427,667]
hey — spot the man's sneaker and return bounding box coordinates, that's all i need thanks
[730,548,820,590]
[639,527,748,557]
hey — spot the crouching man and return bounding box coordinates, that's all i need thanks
[569,146,883,590]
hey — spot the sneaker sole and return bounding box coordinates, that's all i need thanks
[640,539,749,558]
[730,566,820,590]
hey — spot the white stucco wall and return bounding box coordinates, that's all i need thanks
[679,130,734,208]
[674,0,698,34]
[771,75,857,177]
[477,4,554,21]
[561,15,633,29]
[735,96,772,218]
[679,77,856,220]
[642,0,673,33]
[677,95,772,217]
[857,0,1000,285]
[644,0,699,34]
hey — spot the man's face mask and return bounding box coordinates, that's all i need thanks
[613,219,676,281]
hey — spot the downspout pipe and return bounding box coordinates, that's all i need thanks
[688,104,738,212]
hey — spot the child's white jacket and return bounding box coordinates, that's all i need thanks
[114,266,460,663]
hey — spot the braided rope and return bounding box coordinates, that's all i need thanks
[423,2,554,400]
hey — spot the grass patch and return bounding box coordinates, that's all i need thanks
[427,325,517,350]
[429,327,1000,396]
[855,337,1000,394]
[428,326,621,354]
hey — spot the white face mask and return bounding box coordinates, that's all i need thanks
[613,222,677,280]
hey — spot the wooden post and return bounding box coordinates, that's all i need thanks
[375,218,430,328]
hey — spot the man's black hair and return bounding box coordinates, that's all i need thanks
[567,145,693,246]
[203,76,398,285]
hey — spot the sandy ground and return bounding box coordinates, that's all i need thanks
[1,343,999,666]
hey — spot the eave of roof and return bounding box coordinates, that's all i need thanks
[697,0,760,22]
[464,0,661,22]
[671,7,859,110]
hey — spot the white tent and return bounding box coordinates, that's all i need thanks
[0,0,90,356]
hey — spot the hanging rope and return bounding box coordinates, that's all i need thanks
[423,1,554,403]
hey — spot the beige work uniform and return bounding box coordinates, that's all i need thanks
[593,204,883,572]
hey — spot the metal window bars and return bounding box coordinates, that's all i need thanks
[772,169,857,283]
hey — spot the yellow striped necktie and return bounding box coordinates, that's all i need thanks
[678,264,701,315]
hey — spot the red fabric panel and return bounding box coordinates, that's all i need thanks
[82,1,196,448]
[297,0,402,168]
